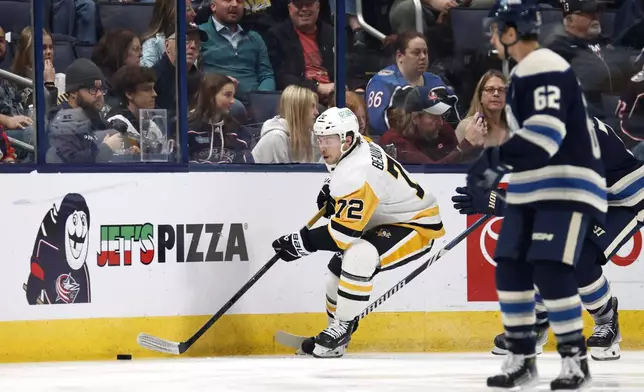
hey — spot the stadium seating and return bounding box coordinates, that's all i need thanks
[248,91,282,124]
[0,0,32,37]
[98,1,154,36]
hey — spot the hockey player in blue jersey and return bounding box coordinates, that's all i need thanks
[466,0,607,389]
[364,31,459,135]
[455,118,643,364]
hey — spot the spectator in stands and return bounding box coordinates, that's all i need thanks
[11,27,61,109]
[92,29,143,88]
[47,58,124,163]
[379,86,479,164]
[252,84,319,163]
[389,0,458,36]
[454,70,508,162]
[51,0,99,43]
[106,65,157,138]
[45,58,123,163]
[329,0,367,50]
[547,0,634,117]
[187,73,253,163]
[617,66,644,156]
[0,27,7,64]
[199,0,276,105]
[0,126,16,163]
[265,0,336,103]
[328,91,371,141]
[141,0,196,67]
[365,31,458,136]
[153,23,207,117]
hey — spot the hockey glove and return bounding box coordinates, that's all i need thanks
[316,177,336,218]
[272,228,316,262]
[451,186,506,216]
[466,147,511,192]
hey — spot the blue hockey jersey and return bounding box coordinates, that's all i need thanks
[595,118,644,217]
[501,48,607,222]
[364,64,458,135]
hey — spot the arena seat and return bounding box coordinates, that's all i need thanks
[0,0,31,37]
[248,91,281,124]
[74,42,95,60]
[52,34,77,73]
[98,1,154,36]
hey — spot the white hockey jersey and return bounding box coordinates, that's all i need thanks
[326,139,445,250]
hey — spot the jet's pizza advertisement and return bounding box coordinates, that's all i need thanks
[2,172,644,323]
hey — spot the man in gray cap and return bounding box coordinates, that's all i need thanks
[47,58,124,163]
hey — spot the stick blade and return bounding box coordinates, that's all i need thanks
[275,330,309,349]
[137,333,181,355]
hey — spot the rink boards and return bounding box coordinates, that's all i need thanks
[2,172,644,362]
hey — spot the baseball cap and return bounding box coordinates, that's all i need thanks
[560,0,602,16]
[167,22,208,42]
[394,86,452,116]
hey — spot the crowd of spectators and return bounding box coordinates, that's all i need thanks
[0,0,641,165]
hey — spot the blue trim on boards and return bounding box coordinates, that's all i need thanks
[0,164,469,174]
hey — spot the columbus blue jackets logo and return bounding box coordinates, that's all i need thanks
[24,193,92,305]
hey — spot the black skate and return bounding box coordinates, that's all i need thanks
[491,325,549,356]
[587,297,621,361]
[486,353,539,390]
[312,319,355,358]
[550,344,591,390]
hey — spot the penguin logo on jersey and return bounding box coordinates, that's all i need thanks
[24,193,92,305]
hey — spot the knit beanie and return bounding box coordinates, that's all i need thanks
[64,58,105,93]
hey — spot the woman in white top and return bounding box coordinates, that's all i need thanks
[140,0,196,67]
[455,69,510,161]
[252,85,320,163]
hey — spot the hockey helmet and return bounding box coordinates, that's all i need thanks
[314,106,361,149]
[486,0,542,38]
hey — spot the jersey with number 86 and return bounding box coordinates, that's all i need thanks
[326,139,445,250]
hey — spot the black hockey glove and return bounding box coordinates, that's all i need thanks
[466,147,511,192]
[316,177,336,218]
[451,186,506,216]
[272,228,316,262]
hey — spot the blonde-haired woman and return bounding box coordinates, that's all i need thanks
[252,85,320,163]
[455,70,509,161]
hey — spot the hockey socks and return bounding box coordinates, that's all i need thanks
[495,260,537,355]
[579,274,614,325]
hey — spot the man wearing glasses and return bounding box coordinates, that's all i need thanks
[46,58,124,164]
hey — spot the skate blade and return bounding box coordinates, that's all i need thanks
[491,346,544,356]
[590,343,621,361]
[312,344,345,359]
[491,347,509,355]
[490,375,540,391]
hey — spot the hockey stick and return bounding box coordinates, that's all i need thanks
[275,214,491,349]
[137,206,327,355]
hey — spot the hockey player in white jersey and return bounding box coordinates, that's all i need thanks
[271,106,446,358]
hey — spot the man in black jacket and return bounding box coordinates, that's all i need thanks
[265,0,336,100]
[547,0,634,117]
[153,23,206,117]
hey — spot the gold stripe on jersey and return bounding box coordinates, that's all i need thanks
[394,222,446,241]
[339,279,373,293]
[379,230,432,270]
[328,182,380,250]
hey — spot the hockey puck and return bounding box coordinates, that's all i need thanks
[116,354,132,360]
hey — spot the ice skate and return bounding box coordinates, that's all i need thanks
[550,344,591,390]
[312,319,355,358]
[486,352,539,390]
[491,325,549,356]
[587,297,621,361]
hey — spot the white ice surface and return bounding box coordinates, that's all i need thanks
[1,352,643,391]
